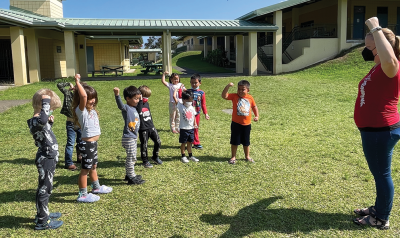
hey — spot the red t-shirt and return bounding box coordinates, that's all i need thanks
[227,93,256,126]
[354,63,400,128]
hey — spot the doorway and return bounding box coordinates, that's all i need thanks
[86,46,94,72]
[0,39,14,82]
[353,6,365,39]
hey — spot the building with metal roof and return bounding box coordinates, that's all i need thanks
[0,0,278,85]
[1,0,400,85]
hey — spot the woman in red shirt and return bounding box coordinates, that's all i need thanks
[353,17,400,229]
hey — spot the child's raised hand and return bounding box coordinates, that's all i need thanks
[113,87,120,96]
[75,74,81,81]
[69,83,75,91]
[164,71,169,75]
[48,115,54,123]
[228,82,234,87]
[42,95,50,99]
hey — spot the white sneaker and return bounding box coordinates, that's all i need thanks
[181,156,189,163]
[189,156,199,162]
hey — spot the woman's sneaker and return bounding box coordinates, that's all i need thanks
[34,219,63,230]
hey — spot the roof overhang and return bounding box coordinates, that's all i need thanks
[237,0,315,20]
[129,49,162,53]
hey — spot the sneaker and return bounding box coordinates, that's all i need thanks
[77,193,100,203]
[124,174,142,181]
[34,212,62,224]
[92,185,113,194]
[143,161,153,168]
[152,157,163,165]
[34,219,63,230]
[193,144,203,150]
[128,176,145,185]
[181,156,189,163]
[189,156,199,162]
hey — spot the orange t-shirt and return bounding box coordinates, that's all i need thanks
[226,93,256,126]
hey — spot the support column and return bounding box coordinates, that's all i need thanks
[162,31,172,73]
[236,35,244,74]
[10,27,27,85]
[212,36,217,50]
[77,35,87,77]
[225,36,230,60]
[273,11,283,74]
[64,31,76,77]
[248,32,257,76]
[338,0,348,52]
[25,28,41,83]
[203,37,208,58]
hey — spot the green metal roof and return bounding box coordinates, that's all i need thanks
[237,0,313,20]
[0,8,278,35]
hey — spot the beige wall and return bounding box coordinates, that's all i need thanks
[10,0,63,18]
[349,0,400,25]
[86,40,121,71]
[38,38,55,79]
[282,38,357,73]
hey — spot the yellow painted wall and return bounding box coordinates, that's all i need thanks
[53,39,66,78]
[86,41,121,70]
[10,0,63,18]
[349,0,400,25]
[38,38,55,79]
[0,29,10,36]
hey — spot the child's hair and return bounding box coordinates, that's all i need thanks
[72,83,99,126]
[238,80,250,89]
[138,85,151,98]
[182,90,193,100]
[190,73,201,83]
[169,73,180,83]
[32,88,61,111]
[123,86,141,100]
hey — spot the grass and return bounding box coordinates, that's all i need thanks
[1,47,400,237]
[89,51,231,77]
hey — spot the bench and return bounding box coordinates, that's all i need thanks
[91,69,123,77]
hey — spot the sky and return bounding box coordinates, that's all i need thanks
[0,0,284,45]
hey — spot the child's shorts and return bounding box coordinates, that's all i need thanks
[78,141,98,170]
[179,129,194,143]
[230,121,251,146]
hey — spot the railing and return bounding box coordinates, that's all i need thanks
[293,24,337,41]
[257,36,273,73]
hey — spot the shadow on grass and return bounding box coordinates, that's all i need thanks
[200,196,360,237]
[0,216,33,229]
[0,158,31,164]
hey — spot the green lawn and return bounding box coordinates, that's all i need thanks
[1,47,400,237]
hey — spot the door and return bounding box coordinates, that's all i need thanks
[397,7,400,35]
[86,46,94,72]
[0,39,14,82]
[353,6,365,39]
[377,7,388,28]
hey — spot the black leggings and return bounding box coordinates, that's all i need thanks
[139,128,161,163]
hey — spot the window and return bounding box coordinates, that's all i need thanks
[199,38,204,44]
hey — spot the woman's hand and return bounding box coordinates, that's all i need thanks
[365,17,380,31]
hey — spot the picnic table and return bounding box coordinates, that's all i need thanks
[141,63,163,74]
[91,65,124,77]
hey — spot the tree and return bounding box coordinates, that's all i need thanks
[144,36,162,49]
